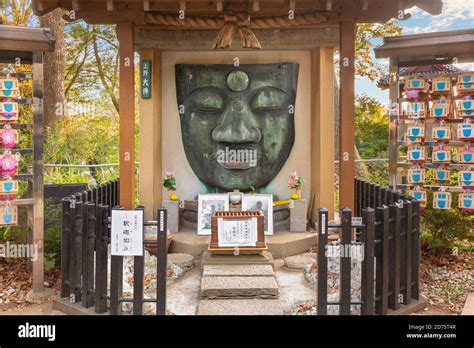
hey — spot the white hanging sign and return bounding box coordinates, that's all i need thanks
[111,210,144,256]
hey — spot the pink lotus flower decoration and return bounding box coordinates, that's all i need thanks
[405,89,421,100]
[0,128,18,149]
[0,153,18,177]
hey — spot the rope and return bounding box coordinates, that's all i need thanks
[145,13,327,29]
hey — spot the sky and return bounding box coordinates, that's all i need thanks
[357,0,474,105]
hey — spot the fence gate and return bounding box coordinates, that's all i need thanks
[61,180,168,315]
[317,179,421,315]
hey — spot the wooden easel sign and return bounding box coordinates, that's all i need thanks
[409,190,427,208]
[431,76,451,94]
[0,205,18,226]
[0,78,19,92]
[433,169,450,183]
[459,192,474,213]
[432,148,451,164]
[459,170,474,190]
[210,210,266,251]
[0,180,19,196]
[405,78,429,91]
[457,146,474,164]
[457,123,474,141]
[407,146,426,163]
[433,191,452,210]
[407,168,426,184]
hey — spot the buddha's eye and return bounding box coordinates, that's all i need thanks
[189,87,224,114]
[250,87,287,112]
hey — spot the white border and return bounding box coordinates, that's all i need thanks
[242,193,273,235]
[197,194,229,235]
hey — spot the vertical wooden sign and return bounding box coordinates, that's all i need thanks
[141,60,151,99]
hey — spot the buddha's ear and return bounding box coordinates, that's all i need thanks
[175,64,187,120]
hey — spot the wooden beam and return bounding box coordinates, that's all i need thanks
[289,0,295,12]
[388,58,400,189]
[216,0,223,12]
[117,22,135,209]
[180,0,186,12]
[138,48,162,221]
[106,0,114,11]
[326,0,333,11]
[32,51,45,294]
[362,0,369,11]
[144,0,150,11]
[253,0,259,12]
[311,47,335,220]
[339,21,356,213]
[72,0,79,11]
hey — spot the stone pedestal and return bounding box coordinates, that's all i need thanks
[290,199,307,232]
[162,200,180,233]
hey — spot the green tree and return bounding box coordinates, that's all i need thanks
[355,22,402,81]
[355,94,389,159]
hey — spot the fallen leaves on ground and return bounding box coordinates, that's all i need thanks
[419,250,473,314]
[0,258,60,312]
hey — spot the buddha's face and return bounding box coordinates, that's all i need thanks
[176,63,298,191]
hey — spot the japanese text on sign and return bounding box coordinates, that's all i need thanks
[111,210,144,256]
[141,60,152,99]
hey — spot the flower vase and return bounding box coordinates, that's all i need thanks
[295,189,301,200]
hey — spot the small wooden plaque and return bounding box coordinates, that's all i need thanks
[0,205,18,226]
[210,210,266,250]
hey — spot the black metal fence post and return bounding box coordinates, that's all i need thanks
[361,208,375,315]
[411,200,420,300]
[95,205,109,314]
[156,208,167,315]
[317,208,328,315]
[61,198,71,298]
[82,202,96,308]
[339,208,352,315]
[388,203,401,310]
[375,206,389,315]
[402,200,412,305]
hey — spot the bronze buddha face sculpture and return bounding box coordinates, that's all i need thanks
[176,62,298,191]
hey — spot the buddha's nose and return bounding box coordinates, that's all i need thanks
[212,100,261,143]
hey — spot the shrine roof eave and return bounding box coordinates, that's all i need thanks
[32,0,443,27]
[375,29,474,67]
[0,24,55,63]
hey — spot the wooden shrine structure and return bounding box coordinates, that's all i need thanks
[32,0,443,222]
[0,25,55,295]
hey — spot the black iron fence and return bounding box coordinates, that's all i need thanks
[60,179,168,315]
[317,178,421,315]
[61,178,420,316]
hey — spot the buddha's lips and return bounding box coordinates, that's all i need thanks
[220,161,256,170]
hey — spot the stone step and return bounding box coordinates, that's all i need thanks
[203,264,274,277]
[198,299,283,315]
[200,251,274,270]
[200,276,279,299]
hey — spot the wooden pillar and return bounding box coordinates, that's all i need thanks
[339,21,356,211]
[311,47,335,220]
[117,22,135,209]
[388,58,400,190]
[139,48,162,221]
[32,51,45,293]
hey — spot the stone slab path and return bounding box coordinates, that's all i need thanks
[198,264,284,315]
